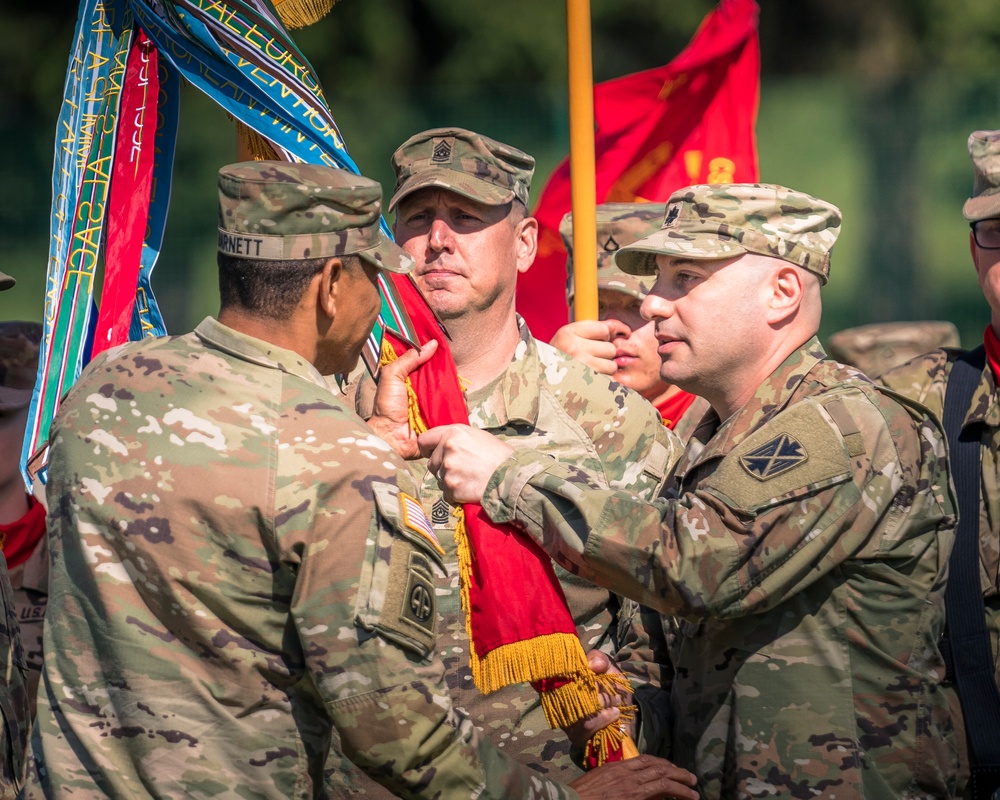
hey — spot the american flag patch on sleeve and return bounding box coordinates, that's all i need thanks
[399,493,445,556]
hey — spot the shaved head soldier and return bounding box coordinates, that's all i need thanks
[422,183,962,798]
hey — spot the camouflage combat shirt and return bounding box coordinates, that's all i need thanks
[24,317,579,800]
[7,533,45,723]
[880,346,1000,779]
[350,316,676,791]
[0,558,28,799]
[482,338,963,799]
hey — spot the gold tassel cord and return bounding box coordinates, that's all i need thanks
[273,0,336,29]
[234,120,278,162]
[583,672,639,766]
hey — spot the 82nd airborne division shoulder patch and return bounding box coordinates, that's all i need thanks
[739,433,807,480]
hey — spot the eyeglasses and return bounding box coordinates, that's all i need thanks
[971,220,1000,250]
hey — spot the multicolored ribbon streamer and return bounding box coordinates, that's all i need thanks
[93,27,159,356]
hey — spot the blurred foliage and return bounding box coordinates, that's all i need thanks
[2,0,1000,348]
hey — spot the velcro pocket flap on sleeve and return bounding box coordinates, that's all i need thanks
[354,483,444,658]
[702,401,853,516]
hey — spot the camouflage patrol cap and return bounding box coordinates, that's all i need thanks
[0,321,41,412]
[616,184,842,284]
[217,161,413,274]
[963,130,1000,222]
[561,203,666,303]
[389,127,534,211]
[0,270,13,291]
[828,321,961,378]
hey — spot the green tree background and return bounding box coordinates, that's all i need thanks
[2,0,999,345]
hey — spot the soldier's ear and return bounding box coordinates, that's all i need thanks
[514,216,538,274]
[317,258,342,320]
[766,264,805,324]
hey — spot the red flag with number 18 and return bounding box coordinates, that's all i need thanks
[519,0,760,342]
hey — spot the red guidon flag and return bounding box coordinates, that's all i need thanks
[381,274,635,765]
[519,0,760,342]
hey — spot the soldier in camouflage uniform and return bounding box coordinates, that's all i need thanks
[551,203,710,442]
[880,129,1000,791]
[0,322,48,720]
[351,128,676,788]
[0,290,31,798]
[828,320,960,378]
[423,183,964,798]
[25,161,695,800]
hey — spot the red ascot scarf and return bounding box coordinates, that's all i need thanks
[0,495,45,569]
[656,389,698,430]
[984,325,1000,383]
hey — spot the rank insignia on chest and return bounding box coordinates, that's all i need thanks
[400,493,445,556]
[431,497,451,526]
[739,433,807,480]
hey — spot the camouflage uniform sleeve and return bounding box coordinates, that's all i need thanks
[0,563,28,799]
[293,467,578,800]
[562,378,682,502]
[482,390,938,618]
[610,599,672,759]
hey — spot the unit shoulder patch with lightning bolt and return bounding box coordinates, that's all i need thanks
[739,433,807,480]
[702,399,853,515]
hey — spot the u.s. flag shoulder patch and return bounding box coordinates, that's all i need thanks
[399,493,445,556]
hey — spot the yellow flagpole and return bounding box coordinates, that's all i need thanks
[566,0,598,322]
[566,0,640,762]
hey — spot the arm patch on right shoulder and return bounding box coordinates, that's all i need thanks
[702,400,853,515]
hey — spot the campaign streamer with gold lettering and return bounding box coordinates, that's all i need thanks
[128,55,179,343]
[92,27,159,357]
[23,0,182,480]
[24,0,135,479]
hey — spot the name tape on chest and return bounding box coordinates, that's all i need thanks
[400,493,445,556]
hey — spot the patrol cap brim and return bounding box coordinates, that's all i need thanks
[963,192,1000,222]
[596,277,644,300]
[389,168,515,212]
[0,270,14,291]
[357,233,415,274]
[0,387,31,412]
[615,230,749,276]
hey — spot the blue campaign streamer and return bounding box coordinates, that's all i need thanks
[129,56,180,340]
[24,0,130,483]
[131,0,359,172]
[132,0,318,150]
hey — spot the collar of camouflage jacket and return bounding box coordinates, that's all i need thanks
[678,336,828,474]
[465,315,541,429]
[960,328,1000,430]
[194,317,330,390]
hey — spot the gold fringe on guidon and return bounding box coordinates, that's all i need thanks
[378,338,629,761]
[273,0,336,29]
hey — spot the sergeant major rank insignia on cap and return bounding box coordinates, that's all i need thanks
[663,204,680,227]
[432,138,453,163]
[739,433,807,480]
